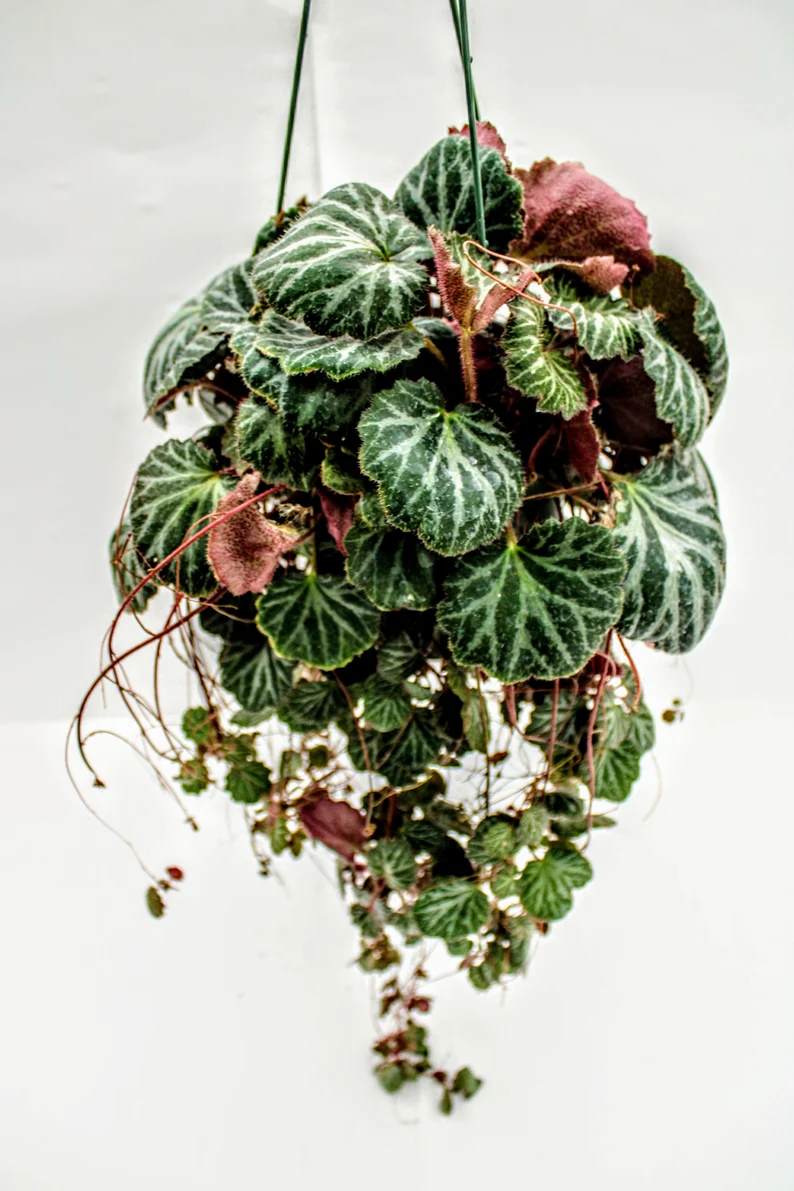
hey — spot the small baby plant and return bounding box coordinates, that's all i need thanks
[72,0,727,1112]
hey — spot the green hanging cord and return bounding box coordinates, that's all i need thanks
[457,0,487,247]
[276,0,312,215]
[448,0,480,122]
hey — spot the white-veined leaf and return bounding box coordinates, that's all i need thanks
[518,843,593,921]
[130,439,235,596]
[256,570,379,670]
[200,259,258,334]
[547,283,640,360]
[413,879,490,940]
[345,520,438,611]
[109,520,159,613]
[395,135,523,253]
[612,445,726,653]
[219,637,294,714]
[254,311,425,380]
[235,393,321,490]
[502,301,587,418]
[143,297,224,411]
[638,310,710,446]
[368,839,417,890]
[438,519,626,683]
[252,183,430,339]
[358,378,524,556]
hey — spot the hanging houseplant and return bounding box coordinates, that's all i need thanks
[72,0,727,1113]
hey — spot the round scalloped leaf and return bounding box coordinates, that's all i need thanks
[143,296,224,411]
[235,393,321,490]
[252,183,430,339]
[439,520,626,683]
[279,678,347,733]
[345,521,438,611]
[395,135,523,253]
[225,759,272,805]
[270,371,373,437]
[414,879,490,941]
[219,637,294,714]
[377,632,424,683]
[547,284,640,360]
[356,491,389,529]
[254,311,425,380]
[109,521,159,613]
[130,439,235,596]
[368,839,417,891]
[200,260,258,334]
[612,445,726,653]
[229,324,281,396]
[358,378,523,556]
[518,844,593,921]
[255,570,379,670]
[628,255,728,419]
[502,301,587,418]
[638,311,710,446]
[346,708,444,786]
[355,673,412,732]
[591,737,641,802]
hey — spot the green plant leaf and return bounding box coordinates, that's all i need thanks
[547,284,640,360]
[346,709,445,787]
[235,393,321,490]
[321,448,368,495]
[254,311,425,380]
[219,637,294,714]
[143,296,224,411]
[467,816,518,864]
[356,491,389,529]
[368,838,417,890]
[439,520,626,683]
[109,520,158,613]
[414,879,490,941]
[279,678,347,733]
[517,805,549,849]
[252,183,430,339]
[395,135,523,253]
[462,690,490,754]
[200,259,258,334]
[345,521,438,611]
[628,255,728,419]
[256,570,379,669]
[377,632,424,683]
[502,301,587,418]
[229,324,281,396]
[638,311,710,446]
[256,364,374,436]
[356,673,412,732]
[225,759,272,804]
[518,843,593,921]
[130,438,235,596]
[612,446,726,652]
[146,887,166,918]
[358,378,523,556]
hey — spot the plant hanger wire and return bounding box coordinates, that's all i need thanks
[275,0,488,247]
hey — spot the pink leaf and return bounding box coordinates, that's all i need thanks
[559,255,630,294]
[299,794,367,862]
[512,159,654,272]
[449,120,510,166]
[563,409,601,483]
[428,226,477,328]
[319,488,356,555]
[207,473,292,596]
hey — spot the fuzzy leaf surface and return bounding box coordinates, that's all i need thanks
[279,679,347,733]
[219,637,294,714]
[638,311,710,446]
[612,446,726,653]
[252,183,430,339]
[236,393,320,490]
[547,284,640,360]
[414,880,490,941]
[143,297,223,410]
[358,378,523,556]
[356,673,412,732]
[502,302,587,418]
[368,839,417,890]
[254,311,424,380]
[130,439,235,596]
[439,520,626,683]
[396,136,523,253]
[345,521,438,611]
[256,570,379,669]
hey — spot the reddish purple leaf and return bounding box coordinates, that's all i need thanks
[166,866,184,882]
[299,794,367,862]
[208,473,292,595]
[428,226,477,327]
[559,255,630,294]
[449,120,510,166]
[563,409,601,483]
[512,159,654,272]
[319,487,356,555]
[596,357,673,453]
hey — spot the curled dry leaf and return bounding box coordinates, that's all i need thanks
[512,158,654,273]
[208,472,293,595]
[299,793,367,862]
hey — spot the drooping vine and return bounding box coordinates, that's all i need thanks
[72,8,728,1115]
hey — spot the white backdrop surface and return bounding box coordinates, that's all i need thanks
[1,0,793,1187]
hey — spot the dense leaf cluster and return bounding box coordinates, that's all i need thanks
[110,125,727,1110]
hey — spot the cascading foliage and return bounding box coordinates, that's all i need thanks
[99,122,727,1112]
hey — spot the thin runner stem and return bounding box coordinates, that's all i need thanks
[276,0,312,214]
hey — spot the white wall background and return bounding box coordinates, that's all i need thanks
[1,0,793,1187]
